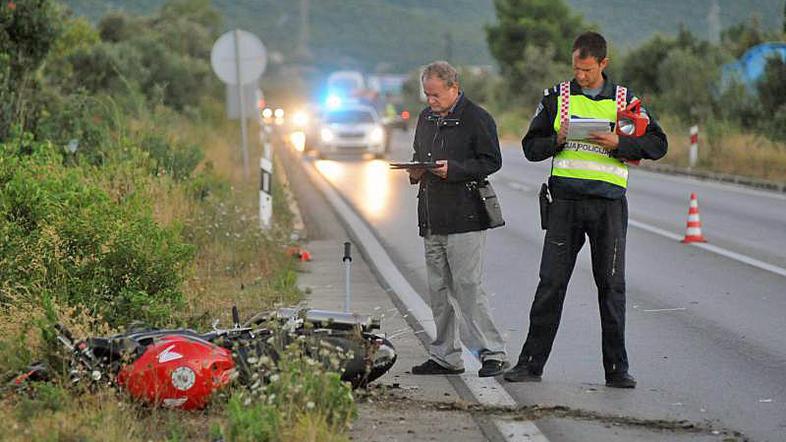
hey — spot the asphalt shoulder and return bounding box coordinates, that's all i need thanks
[278,148,488,441]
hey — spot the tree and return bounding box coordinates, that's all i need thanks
[757,56,786,140]
[0,0,63,140]
[656,48,724,122]
[620,27,713,97]
[485,0,585,104]
[721,15,778,59]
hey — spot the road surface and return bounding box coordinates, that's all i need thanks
[298,128,786,441]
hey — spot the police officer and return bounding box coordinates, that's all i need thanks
[504,32,668,388]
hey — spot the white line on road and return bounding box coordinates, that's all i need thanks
[640,307,688,313]
[628,219,786,278]
[636,169,786,202]
[303,159,548,442]
[503,180,533,193]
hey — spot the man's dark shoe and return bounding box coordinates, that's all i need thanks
[503,361,542,382]
[606,372,637,389]
[478,360,507,378]
[411,359,464,375]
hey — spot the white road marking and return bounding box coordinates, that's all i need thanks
[640,308,687,313]
[628,219,786,278]
[304,160,548,442]
[505,180,533,193]
[636,169,786,201]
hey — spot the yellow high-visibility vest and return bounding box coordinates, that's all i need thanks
[551,81,629,188]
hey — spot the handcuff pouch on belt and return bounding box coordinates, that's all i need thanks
[539,183,551,230]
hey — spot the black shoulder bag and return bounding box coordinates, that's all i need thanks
[477,180,505,229]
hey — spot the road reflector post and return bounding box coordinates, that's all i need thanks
[689,125,699,169]
[259,155,273,229]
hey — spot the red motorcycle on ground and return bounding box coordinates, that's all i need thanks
[10,307,397,410]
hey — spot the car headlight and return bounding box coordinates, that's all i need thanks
[369,126,385,143]
[320,127,335,142]
[292,111,309,127]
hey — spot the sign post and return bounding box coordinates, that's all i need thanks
[210,30,267,180]
[211,30,274,229]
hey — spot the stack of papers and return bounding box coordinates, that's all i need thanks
[566,118,613,140]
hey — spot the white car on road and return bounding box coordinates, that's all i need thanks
[317,104,386,158]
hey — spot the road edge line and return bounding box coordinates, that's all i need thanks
[628,219,786,278]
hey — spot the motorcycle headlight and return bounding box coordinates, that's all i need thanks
[369,126,385,143]
[320,128,335,142]
[372,342,396,369]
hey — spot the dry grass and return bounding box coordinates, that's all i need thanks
[644,115,786,182]
[0,107,317,440]
[497,110,786,183]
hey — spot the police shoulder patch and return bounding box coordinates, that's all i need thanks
[531,102,544,120]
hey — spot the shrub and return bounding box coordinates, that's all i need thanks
[139,132,203,181]
[656,48,722,122]
[224,340,356,442]
[0,140,193,326]
[226,394,281,442]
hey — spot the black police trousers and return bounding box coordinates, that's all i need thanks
[518,196,629,376]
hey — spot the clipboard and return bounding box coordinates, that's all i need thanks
[567,118,613,141]
[389,161,439,170]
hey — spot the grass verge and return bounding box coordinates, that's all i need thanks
[0,103,354,440]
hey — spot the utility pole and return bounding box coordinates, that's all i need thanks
[707,0,721,44]
[443,31,453,62]
[297,0,311,59]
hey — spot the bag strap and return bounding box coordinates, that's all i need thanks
[615,85,628,111]
[559,81,571,127]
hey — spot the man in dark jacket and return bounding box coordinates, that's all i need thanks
[504,32,667,388]
[406,61,507,378]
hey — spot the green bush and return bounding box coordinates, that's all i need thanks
[224,340,356,442]
[0,141,193,326]
[139,132,203,181]
[655,48,724,122]
[16,383,69,422]
[226,394,281,442]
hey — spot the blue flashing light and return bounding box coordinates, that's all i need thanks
[326,94,342,109]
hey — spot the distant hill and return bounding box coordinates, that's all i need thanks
[569,0,784,51]
[63,0,783,72]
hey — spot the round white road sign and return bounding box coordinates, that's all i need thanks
[210,29,267,85]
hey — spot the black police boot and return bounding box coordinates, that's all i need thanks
[605,372,636,389]
[503,361,542,382]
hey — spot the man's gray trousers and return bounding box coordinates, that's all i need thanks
[424,230,507,370]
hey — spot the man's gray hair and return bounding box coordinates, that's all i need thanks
[421,61,459,88]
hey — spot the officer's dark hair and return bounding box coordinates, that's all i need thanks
[572,32,607,61]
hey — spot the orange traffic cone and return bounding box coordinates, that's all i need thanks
[681,193,707,243]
